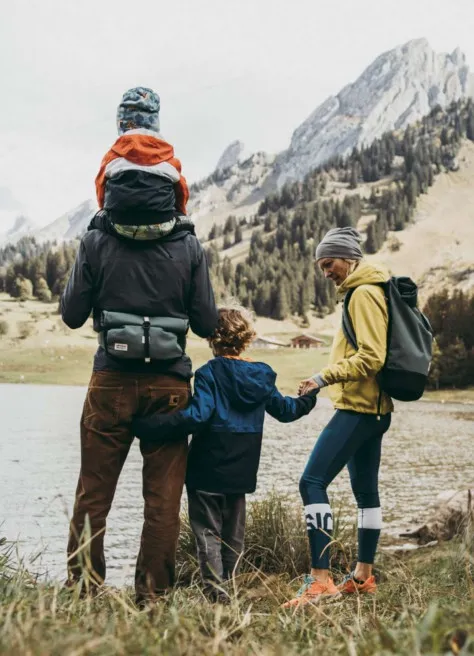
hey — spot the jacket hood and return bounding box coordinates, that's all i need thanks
[87,210,195,242]
[211,357,277,411]
[110,133,175,164]
[337,260,390,294]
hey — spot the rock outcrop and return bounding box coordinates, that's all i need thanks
[400,489,473,544]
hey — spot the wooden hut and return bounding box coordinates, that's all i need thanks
[290,334,324,349]
[250,335,290,350]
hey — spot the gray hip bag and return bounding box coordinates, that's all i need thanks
[98,311,189,363]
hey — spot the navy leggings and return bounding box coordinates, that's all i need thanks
[299,410,391,569]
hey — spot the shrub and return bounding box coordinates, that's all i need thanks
[387,236,402,252]
[17,321,35,340]
[56,319,72,335]
[15,277,33,302]
[0,320,9,337]
[35,277,53,303]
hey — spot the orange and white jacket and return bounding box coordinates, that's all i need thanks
[95,129,189,215]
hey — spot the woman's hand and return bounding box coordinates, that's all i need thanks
[298,378,319,396]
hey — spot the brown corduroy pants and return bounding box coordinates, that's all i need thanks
[67,371,190,603]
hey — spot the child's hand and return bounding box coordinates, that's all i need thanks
[132,415,163,440]
[298,378,319,396]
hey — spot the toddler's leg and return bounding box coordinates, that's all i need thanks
[188,489,225,585]
[221,494,246,579]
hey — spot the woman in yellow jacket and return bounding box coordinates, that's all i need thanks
[283,227,393,608]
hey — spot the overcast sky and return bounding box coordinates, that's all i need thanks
[1,0,474,228]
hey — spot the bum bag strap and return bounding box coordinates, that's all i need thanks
[143,316,151,363]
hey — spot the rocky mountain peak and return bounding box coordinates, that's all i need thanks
[35,199,96,242]
[0,214,37,244]
[4,39,473,246]
[215,140,250,172]
[275,38,474,187]
[10,215,32,232]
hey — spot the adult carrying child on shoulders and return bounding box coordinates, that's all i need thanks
[61,87,218,607]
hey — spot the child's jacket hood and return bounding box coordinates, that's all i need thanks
[109,133,175,163]
[210,357,277,411]
[95,132,189,213]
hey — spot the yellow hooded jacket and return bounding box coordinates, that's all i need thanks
[320,261,394,415]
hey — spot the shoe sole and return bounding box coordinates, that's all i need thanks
[281,592,342,609]
[340,588,377,595]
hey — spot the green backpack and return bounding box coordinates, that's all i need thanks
[342,277,433,402]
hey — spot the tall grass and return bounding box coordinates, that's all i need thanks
[175,492,357,585]
[1,495,473,655]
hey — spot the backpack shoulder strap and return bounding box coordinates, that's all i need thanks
[342,282,391,351]
[342,288,358,350]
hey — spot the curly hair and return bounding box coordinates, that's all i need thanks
[209,305,256,356]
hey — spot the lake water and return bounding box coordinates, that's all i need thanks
[1,384,473,586]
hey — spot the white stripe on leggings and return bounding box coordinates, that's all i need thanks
[304,503,333,531]
[358,507,383,530]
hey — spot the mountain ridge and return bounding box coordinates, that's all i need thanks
[2,38,473,246]
[275,38,474,186]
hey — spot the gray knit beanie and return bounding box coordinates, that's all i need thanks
[315,227,363,261]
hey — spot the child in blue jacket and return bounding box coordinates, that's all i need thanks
[132,305,318,599]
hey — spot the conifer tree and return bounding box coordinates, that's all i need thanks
[234,224,243,244]
[274,282,290,320]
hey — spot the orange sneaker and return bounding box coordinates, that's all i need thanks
[338,573,377,595]
[281,575,341,608]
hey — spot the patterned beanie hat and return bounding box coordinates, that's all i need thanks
[116,87,160,135]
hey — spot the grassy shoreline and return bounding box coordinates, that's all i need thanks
[1,343,474,403]
[1,495,473,655]
[0,343,332,395]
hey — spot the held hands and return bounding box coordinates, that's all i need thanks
[132,416,153,440]
[132,415,165,440]
[298,378,320,396]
